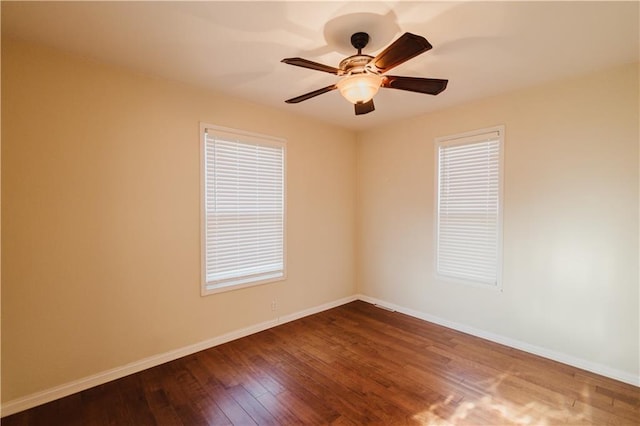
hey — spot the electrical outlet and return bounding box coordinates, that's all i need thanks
[271,300,278,311]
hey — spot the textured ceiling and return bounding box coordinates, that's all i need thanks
[3,1,639,130]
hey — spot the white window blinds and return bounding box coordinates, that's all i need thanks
[436,127,504,287]
[202,126,285,294]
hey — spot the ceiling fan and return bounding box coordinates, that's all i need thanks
[282,31,448,116]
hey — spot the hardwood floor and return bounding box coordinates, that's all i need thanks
[3,301,639,425]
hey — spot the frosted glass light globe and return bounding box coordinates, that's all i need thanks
[336,73,383,104]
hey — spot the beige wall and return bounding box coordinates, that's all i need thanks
[357,63,639,379]
[1,40,357,402]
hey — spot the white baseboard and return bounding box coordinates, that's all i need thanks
[356,294,640,387]
[1,295,358,417]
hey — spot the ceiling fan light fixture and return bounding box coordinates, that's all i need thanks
[282,31,447,115]
[336,72,382,104]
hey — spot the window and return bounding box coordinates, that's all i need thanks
[435,126,504,288]
[201,124,286,295]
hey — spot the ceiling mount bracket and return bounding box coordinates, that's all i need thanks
[350,32,370,54]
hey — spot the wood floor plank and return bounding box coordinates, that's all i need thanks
[261,389,329,425]
[238,341,340,423]
[142,389,183,426]
[255,390,303,424]
[272,348,384,424]
[211,343,271,399]
[226,384,278,425]
[182,355,254,425]
[3,301,638,425]
[158,362,219,426]
[256,344,359,422]
[139,364,186,425]
[113,374,158,425]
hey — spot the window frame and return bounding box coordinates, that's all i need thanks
[434,125,505,291]
[200,123,287,296]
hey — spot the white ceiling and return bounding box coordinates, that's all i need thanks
[3,1,639,131]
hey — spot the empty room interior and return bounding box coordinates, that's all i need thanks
[1,1,639,425]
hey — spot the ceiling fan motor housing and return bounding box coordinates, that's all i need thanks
[339,55,374,74]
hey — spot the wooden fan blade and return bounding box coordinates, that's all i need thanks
[285,85,337,104]
[370,33,432,73]
[281,57,342,75]
[354,99,375,115]
[382,76,448,95]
